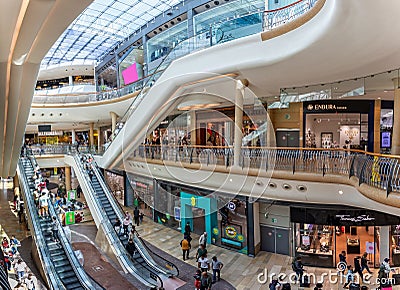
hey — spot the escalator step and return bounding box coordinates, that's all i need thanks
[57,266,74,275]
[61,276,79,284]
[66,283,85,290]
[54,259,71,268]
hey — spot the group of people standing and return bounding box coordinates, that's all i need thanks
[180,223,224,290]
[338,250,393,289]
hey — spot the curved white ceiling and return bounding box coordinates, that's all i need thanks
[0,0,93,177]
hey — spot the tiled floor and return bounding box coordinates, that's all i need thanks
[136,215,400,290]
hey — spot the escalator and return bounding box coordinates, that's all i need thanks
[17,156,99,290]
[71,154,179,288]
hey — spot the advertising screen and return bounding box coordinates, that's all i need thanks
[381,132,391,148]
[121,63,139,85]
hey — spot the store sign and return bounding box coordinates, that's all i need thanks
[65,211,75,225]
[38,131,63,136]
[303,100,372,114]
[335,214,375,223]
[306,104,347,111]
[225,226,238,239]
[227,202,236,211]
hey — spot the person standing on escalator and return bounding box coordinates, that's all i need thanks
[126,239,136,257]
[133,207,140,226]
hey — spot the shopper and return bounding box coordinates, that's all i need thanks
[343,265,354,288]
[361,252,372,274]
[194,269,202,290]
[339,250,347,274]
[24,273,35,290]
[122,212,132,236]
[133,207,140,226]
[292,256,305,281]
[199,232,207,248]
[14,259,27,282]
[200,271,213,290]
[211,256,223,283]
[184,222,192,235]
[180,237,190,261]
[354,256,363,281]
[196,244,207,262]
[125,239,136,256]
[113,218,121,235]
[139,212,144,224]
[198,253,210,273]
[51,216,59,242]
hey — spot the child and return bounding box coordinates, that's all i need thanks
[194,269,201,290]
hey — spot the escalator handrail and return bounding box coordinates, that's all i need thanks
[73,154,163,288]
[47,200,102,290]
[135,234,180,277]
[88,155,178,277]
[17,158,67,290]
[72,155,163,289]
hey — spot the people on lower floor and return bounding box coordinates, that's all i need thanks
[343,265,354,288]
[211,256,223,283]
[198,253,210,272]
[180,237,190,261]
[200,271,212,290]
[361,252,372,274]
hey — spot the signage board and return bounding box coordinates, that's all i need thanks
[174,207,181,221]
[65,211,75,225]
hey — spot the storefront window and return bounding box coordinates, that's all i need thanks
[215,198,248,254]
[130,176,154,220]
[104,171,124,204]
[295,224,334,267]
[390,225,400,266]
[305,113,368,149]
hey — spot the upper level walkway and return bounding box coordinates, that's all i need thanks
[29,144,400,216]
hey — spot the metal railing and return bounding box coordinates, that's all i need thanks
[88,154,179,278]
[263,0,318,30]
[29,143,400,196]
[72,154,163,289]
[17,158,68,290]
[132,145,400,195]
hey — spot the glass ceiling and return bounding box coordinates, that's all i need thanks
[41,0,181,67]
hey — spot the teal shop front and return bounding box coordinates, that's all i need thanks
[180,192,248,254]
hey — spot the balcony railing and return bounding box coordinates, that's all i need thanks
[132,145,400,195]
[27,143,400,197]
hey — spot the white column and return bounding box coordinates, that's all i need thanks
[393,87,400,155]
[97,128,101,149]
[110,111,118,140]
[68,75,73,86]
[71,129,76,144]
[379,226,390,264]
[190,110,196,145]
[233,80,245,167]
[89,122,94,147]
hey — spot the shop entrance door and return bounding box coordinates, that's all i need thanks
[261,226,275,253]
[276,130,300,147]
[192,207,206,235]
[261,226,290,255]
[276,228,290,255]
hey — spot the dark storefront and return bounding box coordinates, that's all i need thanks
[292,206,400,268]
